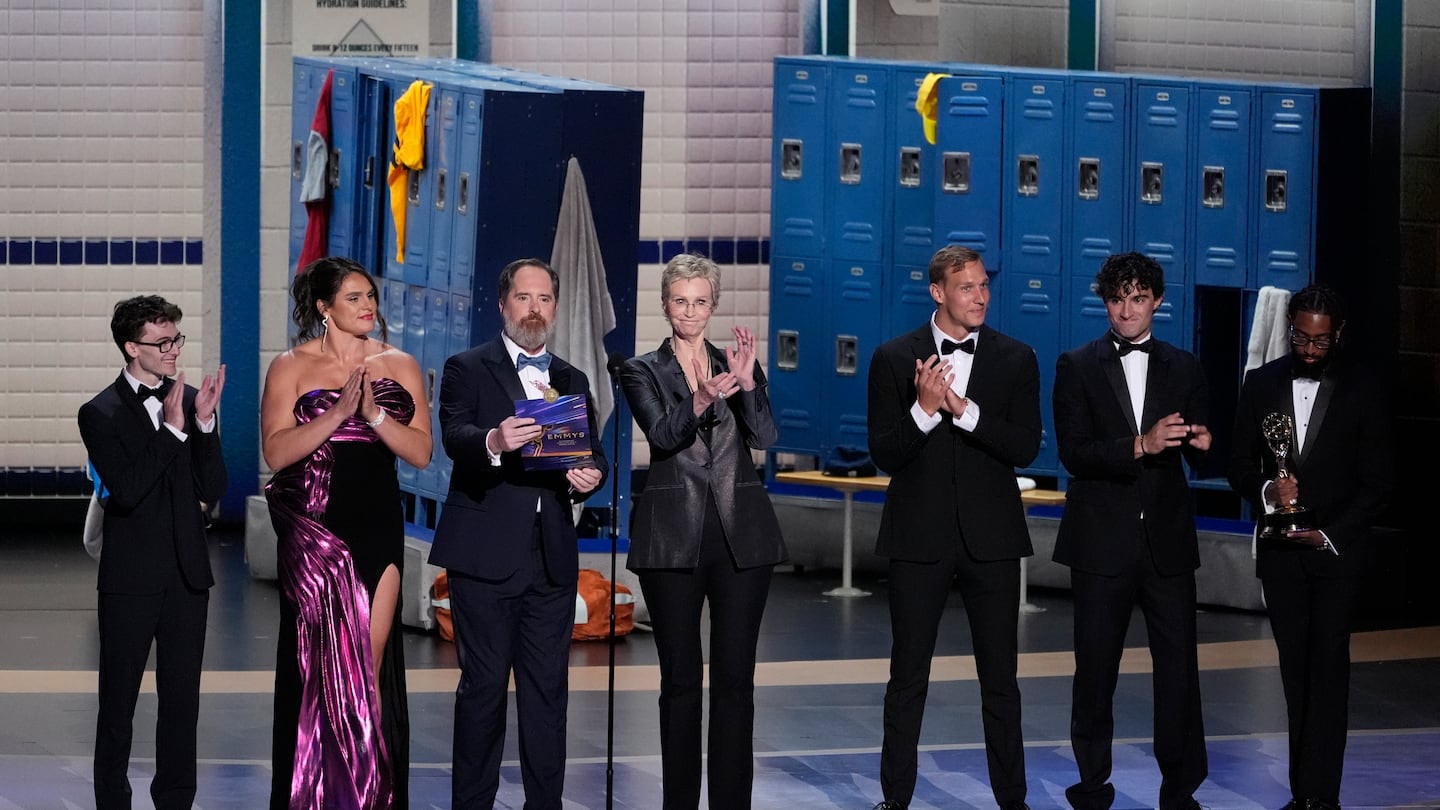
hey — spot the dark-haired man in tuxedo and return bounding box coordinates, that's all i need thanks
[1052,252,1210,810]
[430,258,608,809]
[78,295,226,809]
[867,244,1041,810]
[1228,284,1393,810]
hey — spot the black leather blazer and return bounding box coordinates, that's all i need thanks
[619,339,787,570]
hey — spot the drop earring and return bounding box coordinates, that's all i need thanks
[321,314,330,353]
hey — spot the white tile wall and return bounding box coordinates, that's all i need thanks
[1104,0,1364,84]
[0,2,208,471]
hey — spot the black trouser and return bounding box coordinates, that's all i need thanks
[638,498,774,810]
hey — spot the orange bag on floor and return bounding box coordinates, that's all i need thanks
[432,570,454,642]
[573,568,635,641]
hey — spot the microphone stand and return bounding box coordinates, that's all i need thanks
[604,354,626,810]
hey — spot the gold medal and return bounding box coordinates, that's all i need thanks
[543,386,560,403]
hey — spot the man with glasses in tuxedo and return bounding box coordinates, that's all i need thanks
[77,295,226,809]
[1228,284,1394,810]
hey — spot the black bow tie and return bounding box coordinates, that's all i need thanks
[1115,339,1152,356]
[941,337,975,355]
[136,382,168,402]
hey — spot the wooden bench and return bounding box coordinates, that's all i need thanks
[772,471,1065,603]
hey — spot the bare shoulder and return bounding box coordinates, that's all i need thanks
[366,343,422,380]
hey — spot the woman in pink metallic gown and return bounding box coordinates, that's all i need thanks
[261,257,432,809]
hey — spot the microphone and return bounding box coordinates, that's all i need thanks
[606,351,628,377]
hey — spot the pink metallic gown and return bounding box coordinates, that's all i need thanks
[265,378,413,810]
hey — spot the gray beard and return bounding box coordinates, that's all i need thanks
[504,315,552,351]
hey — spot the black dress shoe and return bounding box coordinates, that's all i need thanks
[872,802,905,810]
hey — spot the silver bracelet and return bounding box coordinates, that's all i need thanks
[366,410,386,429]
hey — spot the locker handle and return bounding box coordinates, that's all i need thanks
[457,173,469,215]
[1202,166,1225,208]
[427,369,437,408]
[329,149,342,189]
[835,335,858,377]
[777,330,799,371]
[292,141,303,179]
[1264,170,1288,212]
[840,143,861,185]
[943,152,970,194]
[1017,155,1039,197]
[363,155,375,189]
[898,147,921,188]
[407,172,421,206]
[1141,162,1163,205]
[435,169,447,211]
[781,139,803,180]
[1077,158,1100,200]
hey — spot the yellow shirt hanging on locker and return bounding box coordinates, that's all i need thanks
[388,80,431,263]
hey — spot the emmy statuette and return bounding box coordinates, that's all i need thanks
[1259,412,1313,539]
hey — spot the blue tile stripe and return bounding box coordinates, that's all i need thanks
[0,238,204,265]
[0,238,778,268]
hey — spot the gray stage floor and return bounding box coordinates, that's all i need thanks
[1,516,1437,809]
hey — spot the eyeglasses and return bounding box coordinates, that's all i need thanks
[133,334,186,353]
[1288,329,1332,350]
[667,297,713,312]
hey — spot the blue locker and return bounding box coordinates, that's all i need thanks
[932,74,1005,271]
[768,255,827,454]
[1067,279,1190,349]
[397,283,427,493]
[355,69,391,276]
[889,64,945,270]
[827,259,884,452]
[288,59,324,276]
[382,278,407,352]
[445,79,563,346]
[1001,272,1062,475]
[890,263,936,343]
[772,57,829,259]
[1254,85,1369,293]
[1003,72,1067,282]
[419,289,451,497]
[1067,73,1131,287]
[1132,79,1194,283]
[324,64,362,261]
[355,61,436,287]
[1192,82,1253,288]
[424,86,460,292]
[828,62,890,263]
[1255,89,1314,288]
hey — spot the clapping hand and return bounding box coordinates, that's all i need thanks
[913,355,954,417]
[725,326,758,391]
[194,364,226,424]
[334,366,367,428]
[162,371,186,430]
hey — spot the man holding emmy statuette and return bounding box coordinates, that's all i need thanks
[429,258,608,809]
[1228,284,1394,810]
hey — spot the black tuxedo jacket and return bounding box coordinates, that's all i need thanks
[1227,354,1394,578]
[1052,334,1208,577]
[77,375,227,593]
[867,323,1042,562]
[430,336,610,583]
[619,339,787,570]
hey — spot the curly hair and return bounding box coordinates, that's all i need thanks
[110,295,182,363]
[1094,252,1165,300]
